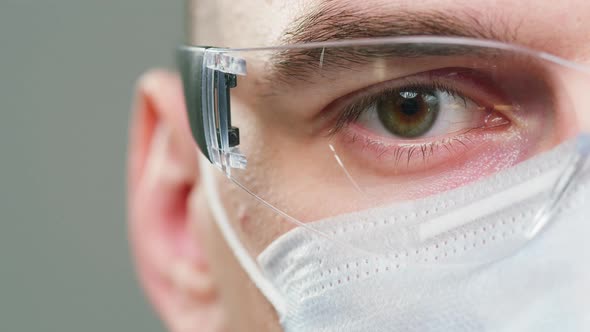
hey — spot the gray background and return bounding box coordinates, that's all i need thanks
[1,1,184,331]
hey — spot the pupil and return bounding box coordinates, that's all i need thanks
[399,97,420,116]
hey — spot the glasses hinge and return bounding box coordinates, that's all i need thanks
[213,68,247,171]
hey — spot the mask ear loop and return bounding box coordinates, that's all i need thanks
[199,154,288,317]
[526,133,590,239]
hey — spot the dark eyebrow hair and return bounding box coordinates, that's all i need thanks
[264,3,519,83]
[282,4,514,45]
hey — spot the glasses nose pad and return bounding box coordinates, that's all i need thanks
[526,133,590,239]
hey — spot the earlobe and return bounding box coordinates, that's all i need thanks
[127,70,225,332]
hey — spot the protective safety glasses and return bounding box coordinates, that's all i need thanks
[177,36,590,266]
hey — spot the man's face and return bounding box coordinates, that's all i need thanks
[128,1,590,331]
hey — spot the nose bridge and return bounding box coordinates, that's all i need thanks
[561,66,590,133]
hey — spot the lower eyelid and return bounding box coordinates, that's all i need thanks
[348,120,478,148]
[338,121,512,175]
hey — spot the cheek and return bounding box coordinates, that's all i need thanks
[213,169,294,256]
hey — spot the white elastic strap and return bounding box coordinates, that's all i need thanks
[199,154,287,316]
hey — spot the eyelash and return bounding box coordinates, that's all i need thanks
[345,130,476,166]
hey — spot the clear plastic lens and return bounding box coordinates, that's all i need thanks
[198,38,590,265]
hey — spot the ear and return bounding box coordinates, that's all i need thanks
[127,70,225,332]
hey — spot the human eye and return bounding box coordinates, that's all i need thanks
[354,82,506,140]
[326,67,548,180]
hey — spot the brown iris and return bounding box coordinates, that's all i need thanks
[377,90,440,138]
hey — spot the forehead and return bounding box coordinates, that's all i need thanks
[191,0,590,60]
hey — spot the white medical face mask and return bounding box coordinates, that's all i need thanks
[202,141,590,332]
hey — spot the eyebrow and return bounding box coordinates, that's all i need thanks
[282,3,513,45]
[265,3,518,83]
